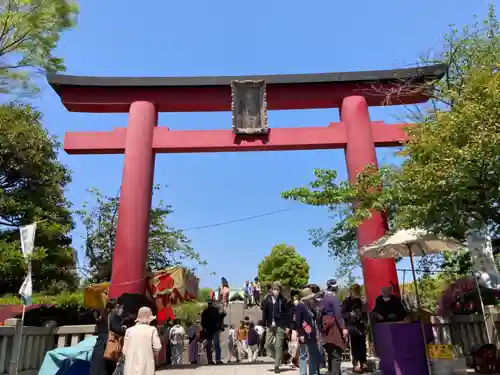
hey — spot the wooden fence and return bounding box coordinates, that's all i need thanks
[1,306,500,375]
[429,305,500,364]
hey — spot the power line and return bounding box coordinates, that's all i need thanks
[180,207,295,232]
[110,185,295,232]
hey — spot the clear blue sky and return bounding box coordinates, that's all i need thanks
[34,0,497,289]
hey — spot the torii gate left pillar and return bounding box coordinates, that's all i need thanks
[112,101,157,295]
[48,64,446,307]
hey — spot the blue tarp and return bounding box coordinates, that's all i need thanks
[39,336,97,375]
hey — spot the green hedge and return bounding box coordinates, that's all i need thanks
[172,302,206,327]
[0,291,207,326]
[0,292,84,309]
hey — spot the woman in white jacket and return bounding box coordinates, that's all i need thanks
[122,307,162,375]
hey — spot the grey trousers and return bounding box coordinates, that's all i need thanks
[324,344,343,375]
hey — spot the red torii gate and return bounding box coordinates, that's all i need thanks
[48,64,445,309]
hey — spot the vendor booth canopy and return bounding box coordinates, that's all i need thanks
[83,266,199,320]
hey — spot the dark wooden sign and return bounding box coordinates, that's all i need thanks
[231,80,268,134]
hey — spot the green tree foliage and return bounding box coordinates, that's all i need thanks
[0,0,80,294]
[401,275,448,312]
[0,0,78,93]
[173,302,206,327]
[76,186,207,283]
[198,287,212,302]
[0,104,77,294]
[282,6,500,279]
[258,244,309,291]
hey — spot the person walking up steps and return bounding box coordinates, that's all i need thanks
[253,278,261,306]
[247,322,260,363]
[243,280,251,308]
[262,281,291,373]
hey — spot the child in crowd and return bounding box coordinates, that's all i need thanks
[227,324,239,362]
[247,322,260,363]
[169,319,186,365]
[236,320,248,359]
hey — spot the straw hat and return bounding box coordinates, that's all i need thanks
[271,281,282,289]
[135,306,156,324]
[300,287,315,301]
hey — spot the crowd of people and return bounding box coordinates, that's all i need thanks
[226,316,265,362]
[87,279,408,375]
[216,276,262,308]
[243,278,262,308]
[241,280,407,375]
[88,303,162,375]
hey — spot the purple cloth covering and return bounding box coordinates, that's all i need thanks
[373,322,432,375]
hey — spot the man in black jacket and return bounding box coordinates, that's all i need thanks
[201,299,226,364]
[262,281,291,373]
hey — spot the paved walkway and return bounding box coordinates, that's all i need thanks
[157,361,363,375]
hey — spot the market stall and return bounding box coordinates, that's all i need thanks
[83,266,199,322]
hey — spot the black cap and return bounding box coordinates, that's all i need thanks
[326,279,338,289]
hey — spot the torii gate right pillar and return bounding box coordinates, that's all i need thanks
[342,96,399,310]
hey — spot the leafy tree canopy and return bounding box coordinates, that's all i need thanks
[0,104,77,294]
[257,243,309,291]
[76,186,207,284]
[0,1,80,295]
[0,0,78,93]
[282,5,500,280]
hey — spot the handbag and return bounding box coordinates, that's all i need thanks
[103,314,125,362]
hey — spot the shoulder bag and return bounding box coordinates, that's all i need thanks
[103,314,125,362]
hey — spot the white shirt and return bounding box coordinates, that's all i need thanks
[255,325,264,337]
[228,328,236,342]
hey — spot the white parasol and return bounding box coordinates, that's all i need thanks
[360,229,463,258]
